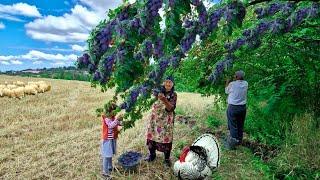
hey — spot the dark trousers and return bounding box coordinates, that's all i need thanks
[148,142,171,160]
[227,104,247,142]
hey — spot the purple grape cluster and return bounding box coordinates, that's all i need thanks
[223,1,246,24]
[170,56,179,69]
[120,88,140,112]
[153,37,164,58]
[93,71,101,81]
[146,0,163,21]
[168,0,175,7]
[309,3,319,17]
[116,23,126,37]
[143,40,153,57]
[90,5,133,60]
[159,58,170,71]
[224,53,235,70]
[183,20,195,28]
[208,53,235,83]
[257,21,271,34]
[295,8,310,24]
[92,53,116,83]
[180,31,196,53]
[197,3,208,26]
[255,2,295,19]
[270,19,284,34]
[134,52,144,62]
[208,2,320,84]
[190,0,201,6]
[140,84,149,97]
[94,23,114,56]
[130,89,140,103]
[208,9,223,31]
[284,3,319,32]
[225,38,246,53]
[77,53,91,69]
[130,18,141,28]
[120,83,153,111]
[104,55,115,72]
[88,64,97,74]
[208,60,225,83]
[282,2,295,16]
[118,7,130,21]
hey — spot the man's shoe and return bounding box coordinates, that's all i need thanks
[223,136,239,150]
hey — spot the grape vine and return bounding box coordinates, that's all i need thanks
[76,0,319,129]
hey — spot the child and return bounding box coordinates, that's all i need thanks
[101,104,123,177]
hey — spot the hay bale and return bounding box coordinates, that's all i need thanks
[7,84,17,90]
[0,88,3,97]
[3,88,14,98]
[13,87,25,99]
[16,81,25,87]
[24,85,38,95]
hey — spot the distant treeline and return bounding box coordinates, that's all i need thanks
[1,66,91,82]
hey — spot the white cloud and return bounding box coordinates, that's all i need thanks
[71,44,86,52]
[0,55,14,61]
[0,13,24,22]
[0,50,77,64]
[0,22,5,29]
[79,0,122,15]
[10,60,23,65]
[9,46,75,53]
[0,3,41,18]
[0,61,10,65]
[33,61,43,65]
[21,50,77,61]
[25,1,122,43]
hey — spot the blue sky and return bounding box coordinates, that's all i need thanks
[0,0,218,72]
[0,0,122,72]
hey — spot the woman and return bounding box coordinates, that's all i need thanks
[145,77,177,167]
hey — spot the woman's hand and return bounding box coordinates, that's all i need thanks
[158,93,167,102]
[158,93,174,111]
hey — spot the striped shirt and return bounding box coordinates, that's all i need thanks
[104,118,119,139]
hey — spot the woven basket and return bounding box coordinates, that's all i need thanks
[118,151,142,171]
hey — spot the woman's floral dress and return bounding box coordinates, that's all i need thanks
[146,92,177,152]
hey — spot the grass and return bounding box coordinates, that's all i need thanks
[0,75,271,179]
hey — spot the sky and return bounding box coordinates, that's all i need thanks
[0,0,218,72]
[0,0,122,72]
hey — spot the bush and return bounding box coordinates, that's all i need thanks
[270,114,320,179]
[206,115,222,129]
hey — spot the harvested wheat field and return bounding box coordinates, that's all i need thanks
[0,75,268,179]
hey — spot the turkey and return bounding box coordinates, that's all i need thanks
[173,133,220,180]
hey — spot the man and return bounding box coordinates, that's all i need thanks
[224,70,248,150]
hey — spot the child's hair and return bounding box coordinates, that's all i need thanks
[107,103,117,113]
[104,103,117,117]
